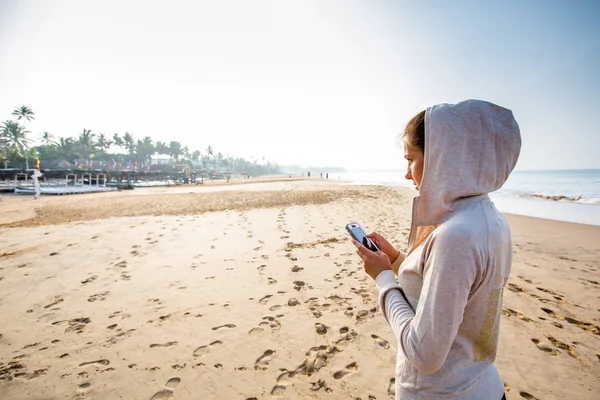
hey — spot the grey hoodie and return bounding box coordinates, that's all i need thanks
[375,99,521,399]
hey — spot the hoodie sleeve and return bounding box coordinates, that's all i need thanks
[376,227,480,375]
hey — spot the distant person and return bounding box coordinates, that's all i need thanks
[352,100,520,400]
[308,171,311,178]
[320,172,323,178]
[326,173,328,179]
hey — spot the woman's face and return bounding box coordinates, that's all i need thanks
[404,144,424,190]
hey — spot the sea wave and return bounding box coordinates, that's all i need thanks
[517,193,600,204]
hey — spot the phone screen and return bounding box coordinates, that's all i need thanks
[346,223,379,252]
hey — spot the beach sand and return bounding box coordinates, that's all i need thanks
[0,180,598,399]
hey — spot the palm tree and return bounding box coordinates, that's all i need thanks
[96,133,112,152]
[136,136,155,165]
[1,120,32,168]
[77,128,96,159]
[0,122,12,167]
[155,141,168,156]
[206,146,214,170]
[41,131,56,146]
[112,133,124,150]
[216,152,225,170]
[55,137,79,160]
[122,132,136,158]
[169,141,182,161]
[200,154,210,170]
[12,105,35,123]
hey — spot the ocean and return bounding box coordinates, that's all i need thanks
[335,169,600,226]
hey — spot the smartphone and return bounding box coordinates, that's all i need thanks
[345,222,380,252]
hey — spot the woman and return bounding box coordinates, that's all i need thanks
[353,99,521,399]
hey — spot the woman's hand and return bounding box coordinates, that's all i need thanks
[352,239,392,280]
[367,232,401,264]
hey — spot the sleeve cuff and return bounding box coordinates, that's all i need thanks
[375,270,398,292]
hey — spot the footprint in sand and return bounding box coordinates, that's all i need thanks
[212,324,236,331]
[333,361,358,379]
[547,336,581,359]
[563,316,600,335]
[371,334,390,349]
[356,310,370,323]
[193,341,223,357]
[335,329,358,350]
[150,377,181,400]
[502,308,533,322]
[150,342,178,348]
[531,338,557,355]
[310,308,322,318]
[269,305,282,311]
[88,292,109,302]
[54,317,91,334]
[259,316,281,330]
[517,274,532,284]
[79,359,110,367]
[44,296,64,309]
[254,350,275,370]
[388,377,396,397]
[270,371,296,396]
[541,307,564,320]
[109,311,132,320]
[81,276,97,285]
[315,323,327,335]
[519,391,540,400]
[507,283,524,293]
[249,327,264,336]
[259,295,272,305]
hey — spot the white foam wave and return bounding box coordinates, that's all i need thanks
[516,193,600,204]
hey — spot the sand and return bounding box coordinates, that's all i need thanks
[0,180,598,400]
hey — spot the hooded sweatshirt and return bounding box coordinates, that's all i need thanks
[375,99,521,399]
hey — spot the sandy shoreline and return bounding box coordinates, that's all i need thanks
[1,180,599,399]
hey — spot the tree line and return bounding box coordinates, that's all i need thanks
[1,105,279,176]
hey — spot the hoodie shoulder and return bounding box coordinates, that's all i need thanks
[428,204,490,257]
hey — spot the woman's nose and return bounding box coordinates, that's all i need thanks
[405,170,412,181]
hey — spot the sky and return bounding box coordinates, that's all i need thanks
[0,0,598,171]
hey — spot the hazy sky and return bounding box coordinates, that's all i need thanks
[1,0,598,170]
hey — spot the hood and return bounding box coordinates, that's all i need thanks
[407,99,521,253]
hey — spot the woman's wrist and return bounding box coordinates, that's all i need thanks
[391,250,402,264]
[390,250,405,276]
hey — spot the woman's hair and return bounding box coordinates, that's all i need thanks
[403,110,426,153]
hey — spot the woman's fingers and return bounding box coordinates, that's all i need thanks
[352,239,368,252]
[367,232,380,241]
